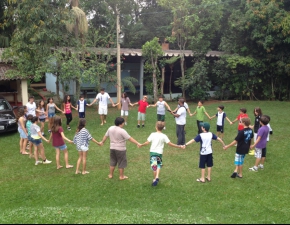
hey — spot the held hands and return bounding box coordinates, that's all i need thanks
[179,145,186,149]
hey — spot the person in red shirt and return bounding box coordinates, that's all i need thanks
[132,95,149,128]
[232,107,249,131]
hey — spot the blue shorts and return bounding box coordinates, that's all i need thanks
[78,112,85,118]
[234,153,245,166]
[18,128,27,139]
[199,154,213,168]
[28,135,32,142]
[150,153,163,171]
[39,118,46,123]
[217,125,224,133]
[48,113,55,118]
[30,137,42,146]
[54,144,67,151]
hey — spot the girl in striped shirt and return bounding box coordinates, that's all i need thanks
[73,119,101,175]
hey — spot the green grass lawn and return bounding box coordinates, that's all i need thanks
[0,100,289,224]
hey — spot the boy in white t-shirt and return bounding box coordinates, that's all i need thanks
[88,88,116,125]
[26,96,37,117]
[140,122,185,186]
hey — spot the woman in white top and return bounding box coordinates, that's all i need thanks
[26,96,37,117]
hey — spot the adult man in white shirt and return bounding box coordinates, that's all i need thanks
[88,88,116,125]
[26,96,37,116]
[170,98,186,145]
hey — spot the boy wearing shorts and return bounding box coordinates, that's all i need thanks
[210,105,232,140]
[132,95,149,128]
[140,122,185,186]
[185,122,225,183]
[224,117,253,178]
[249,115,270,172]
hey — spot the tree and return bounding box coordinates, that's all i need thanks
[142,37,163,101]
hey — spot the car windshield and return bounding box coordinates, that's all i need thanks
[0,100,12,111]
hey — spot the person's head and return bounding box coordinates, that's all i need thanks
[29,96,34,103]
[38,100,45,109]
[47,97,54,104]
[100,88,105,94]
[51,115,62,132]
[218,105,224,111]
[77,118,86,132]
[16,107,25,121]
[27,114,33,121]
[155,122,164,131]
[253,107,262,116]
[241,117,251,127]
[143,95,148,101]
[23,105,27,113]
[198,100,204,107]
[201,122,210,132]
[115,117,125,126]
[239,108,247,114]
[63,95,71,103]
[158,95,164,101]
[79,95,84,101]
[122,92,128,98]
[32,116,39,124]
[260,115,270,126]
[178,98,185,106]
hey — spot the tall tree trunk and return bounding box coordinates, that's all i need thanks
[55,73,61,103]
[180,55,185,100]
[161,67,165,95]
[169,64,174,101]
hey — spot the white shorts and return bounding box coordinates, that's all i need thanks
[121,110,129,116]
[254,133,258,142]
[98,106,108,115]
[255,148,262,159]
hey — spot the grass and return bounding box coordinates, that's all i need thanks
[0,100,289,224]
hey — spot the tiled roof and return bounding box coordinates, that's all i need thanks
[0,63,22,80]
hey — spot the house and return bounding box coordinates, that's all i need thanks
[45,47,222,102]
[0,48,29,106]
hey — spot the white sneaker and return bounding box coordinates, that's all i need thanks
[163,127,166,130]
[43,159,52,164]
[258,164,264,169]
[249,166,258,172]
[35,160,43,166]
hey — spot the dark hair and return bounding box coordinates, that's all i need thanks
[178,98,185,104]
[29,96,34,100]
[253,107,262,116]
[198,100,204,104]
[218,105,224,110]
[158,95,164,99]
[16,107,25,122]
[47,97,54,104]
[79,95,84,99]
[156,122,164,131]
[76,118,86,132]
[37,100,46,110]
[27,114,33,121]
[51,115,62,133]
[122,92,128,99]
[240,108,247,113]
[260,115,270,125]
[100,88,105,91]
[241,117,251,126]
[63,95,71,104]
[115,117,125,126]
[32,116,39,123]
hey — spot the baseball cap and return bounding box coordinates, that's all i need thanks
[201,122,210,131]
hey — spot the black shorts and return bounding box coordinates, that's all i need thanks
[157,114,165,122]
[199,154,213,168]
[39,118,46,123]
[262,148,267,157]
[217,125,224,133]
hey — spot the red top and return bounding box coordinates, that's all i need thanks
[64,103,71,114]
[52,127,65,147]
[138,100,149,113]
[236,113,249,130]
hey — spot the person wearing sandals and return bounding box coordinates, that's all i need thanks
[223,117,253,178]
[99,117,141,180]
[17,106,29,155]
[185,122,225,183]
[140,122,185,186]
[73,119,101,175]
[49,115,74,170]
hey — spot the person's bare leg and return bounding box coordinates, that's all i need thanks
[254,158,261,167]
[261,157,266,165]
[19,138,22,153]
[34,145,39,162]
[137,120,140,126]
[207,167,212,181]
[100,115,104,125]
[238,165,243,177]
[64,149,73,168]
[124,116,128,123]
[22,139,28,154]
[56,149,62,169]
[75,152,82,174]
[29,141,33,158]
[39,144,46,161]
[155,168,160,180]
[104,115,107,123]
[109,166,115,178]
[119,168,128,180]
[200,168,205,182]
[220,132,224,140]
[82,151,88,174]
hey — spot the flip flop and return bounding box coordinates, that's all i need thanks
[66,165,74,169]
[57,166,63,169]
[82,171,90,175]
[196,178,205,183]
[206,177,211,182]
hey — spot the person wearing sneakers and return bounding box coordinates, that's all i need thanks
[99,117,141,180]
[223,117,253,178]
[30,116,52,165]
[140,122,185,186]
[231,108,249,146]
[249,107,263,156]
[132,95,149,128]
[249,115,270,172]
[49,115,74,170]
[63,95,77,131]
[148,95,172,130]
[170,98,186,145]
[185,122,225,183]
[88,88,116,125]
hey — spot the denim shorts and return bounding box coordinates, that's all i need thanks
[39,118,46,123]
[28,135,32,142]
[18,128,27,139]
[54,144,67,151]
[48,113,55,118]
[30,137,42,146]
